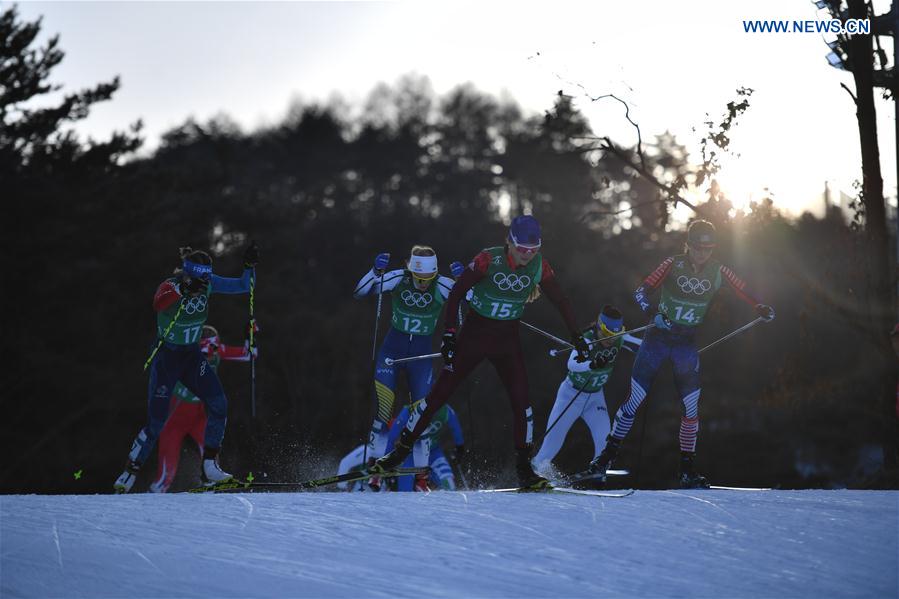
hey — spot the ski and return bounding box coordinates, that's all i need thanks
[708,485,772,491]
[562,468,630,486]
[480,486,634,498]
[186,466,430,493]
[552,487,635,498]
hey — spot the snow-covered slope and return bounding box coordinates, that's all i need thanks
[2,490,896,598]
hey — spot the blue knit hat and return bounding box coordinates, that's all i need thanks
[510,215,541,247]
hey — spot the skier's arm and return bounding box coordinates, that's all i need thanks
[385,409,410,452]
[446,406,464,446]
[153,281,181,312]
[621,333,642,353]
[436,275,454,300]
[210,268,253,294]
[443,253,490,330]
[720,265,761,307]
[538,259,579,337]
[634,257,674,314]
[218,343,252,362]
[353,269,404,298]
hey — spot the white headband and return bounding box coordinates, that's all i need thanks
[408,254,438,276]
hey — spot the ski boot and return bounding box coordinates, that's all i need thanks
[413,472,430,493]
[573,435,622,487]
[516,446,551,490]
[363,459,383,492]
[369,429,414,475]
[113,461,140,494]
[201,448,234,485]
[679,451,710,489]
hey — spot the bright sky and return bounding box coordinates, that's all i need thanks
[16,0,898,218]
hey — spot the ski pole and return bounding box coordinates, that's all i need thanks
[384,352,441,366]
[531,379,592,455]
[698,317,766,354]
[143,301,184,370]
[361,270,386,470]
[451,456,470,490]
[548,323,656,357]
[520,320,571,346]
[248,272,257,419]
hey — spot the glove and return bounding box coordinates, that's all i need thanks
[441,329,457,366]
[374,252,390,273]
[572,334,590,363]
[589,353,610,370]
[453,444,466,463]
[450,261,465,278]
[756,304,775,322]
[243,240,260,268]
[653,313,672,331]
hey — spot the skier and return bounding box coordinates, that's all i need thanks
[335,404,464,492]
[353,246,463,465]
[588,220,774,488]
[386,403,465,492]
[372,215,589,489]
[114,243,258,493]
[149,325,256,493]
[532,305,641,481]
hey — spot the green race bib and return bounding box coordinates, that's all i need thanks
[390,274,445,335]
[658,255,722,326]
[469,247,542,320]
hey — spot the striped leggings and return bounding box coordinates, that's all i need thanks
[611,327,702,452]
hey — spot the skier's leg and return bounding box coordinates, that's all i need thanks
[412,437,430,491]
[428,447,456,490]
[181,348,231,482]
[489,336,549,488]
[532,380,583,471]
[580,389,612,460]
[188,404,207,453]
[138,347,187,465]
[374,321,490,474]
[336,444,365,491]
[150,398,190,493]
[405,340,482,439]
[116,346,187,492]
[489,339,532,450]
[396,452,417,492]
[368,342,399,459]
[672,341,707,487]
[406,343,435,404]
[610,331,669,442]
[672,341,701,453]
[181,348,227,454]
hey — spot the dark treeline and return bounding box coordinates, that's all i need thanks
[2,7,893,493]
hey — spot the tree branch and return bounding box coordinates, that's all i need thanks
[840,82,858,104]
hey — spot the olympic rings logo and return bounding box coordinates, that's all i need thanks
[183,295,208,315]
[401,290,433,308]
[677,275,712,295]
[493,272,531,292]
[596,346,619,362]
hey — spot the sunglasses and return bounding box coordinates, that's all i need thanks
[513,243,541,256]
[412,272,437,282]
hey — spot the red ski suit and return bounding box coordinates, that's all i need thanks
[406,247,579,449]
